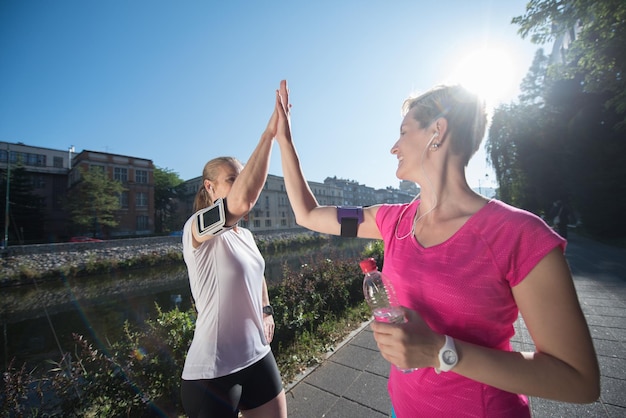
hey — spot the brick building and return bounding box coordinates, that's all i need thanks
[70,150,155,237]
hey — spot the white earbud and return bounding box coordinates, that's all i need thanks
[430,132,441,149]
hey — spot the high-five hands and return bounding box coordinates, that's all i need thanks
[275,80,291,143]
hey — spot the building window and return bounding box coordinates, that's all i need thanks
[281,219,287,226]
[25,153,45,167]
[137,215,149,230]
[90,164,105,173]
[254,219,261,228]
[135,170,148,184]
[265,219,272,227]
[136,192,147,208]
[114,167,128,183]
[119,191,129,208]
[53,156,63,168]
[33,175,45,189]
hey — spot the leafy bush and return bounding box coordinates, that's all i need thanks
[362,239,384,266]
[1,307,195,417]
[268,247,381,383]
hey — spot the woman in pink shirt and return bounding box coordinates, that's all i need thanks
[272,80,599,417]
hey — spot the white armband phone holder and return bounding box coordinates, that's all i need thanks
[195,198,233,237]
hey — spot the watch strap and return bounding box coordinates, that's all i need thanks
[435,335,458,374]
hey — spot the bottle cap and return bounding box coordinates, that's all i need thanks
[359,258,377,273]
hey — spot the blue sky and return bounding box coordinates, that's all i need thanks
[0,0,543,190]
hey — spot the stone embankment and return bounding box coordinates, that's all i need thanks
[0,236,183,286]
[0,229,315,286]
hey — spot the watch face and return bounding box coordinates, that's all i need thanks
[443,350,457,365]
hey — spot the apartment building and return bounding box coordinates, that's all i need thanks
[2,140,419,242]
[177,174,344,233]
[0,141,73,242]
[324,176,416,206]
[70,150,155,237]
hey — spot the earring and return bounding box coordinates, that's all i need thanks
[431,143,441,150]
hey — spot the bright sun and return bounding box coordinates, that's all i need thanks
[446,47,518,107]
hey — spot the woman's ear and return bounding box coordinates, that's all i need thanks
[204,179,213,193]
[434,117,448,138]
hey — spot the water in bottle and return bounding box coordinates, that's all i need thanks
[359,257,416,373]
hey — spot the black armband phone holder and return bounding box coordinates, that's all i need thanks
[336,206,364,237]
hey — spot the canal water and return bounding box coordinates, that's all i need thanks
[1,238,371,370]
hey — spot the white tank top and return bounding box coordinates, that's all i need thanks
[181,215,270,380]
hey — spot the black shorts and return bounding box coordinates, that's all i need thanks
[181,351,283,418]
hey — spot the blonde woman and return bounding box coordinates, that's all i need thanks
[180,99,287,418]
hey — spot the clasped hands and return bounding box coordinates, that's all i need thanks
[262,80,292,143]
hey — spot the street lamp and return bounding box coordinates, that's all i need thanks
[4,144,10,250]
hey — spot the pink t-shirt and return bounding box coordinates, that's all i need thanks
[376,199,565,418]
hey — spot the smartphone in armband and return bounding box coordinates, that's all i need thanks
[195,198,231,237]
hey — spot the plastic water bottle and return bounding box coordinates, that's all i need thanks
[359,257,416,373]
[359,258,404,323]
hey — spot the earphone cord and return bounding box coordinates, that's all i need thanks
[394,131,440,240]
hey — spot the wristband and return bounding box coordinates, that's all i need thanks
[336,206,364,237]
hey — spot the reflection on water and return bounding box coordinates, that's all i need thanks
[1,238,371,369]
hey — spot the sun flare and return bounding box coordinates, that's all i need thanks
[446,47,518,107]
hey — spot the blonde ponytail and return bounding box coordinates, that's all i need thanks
[192,156,241,213]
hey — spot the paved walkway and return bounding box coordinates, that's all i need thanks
[284,232,626,417]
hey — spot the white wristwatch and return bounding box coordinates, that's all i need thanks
[435,335,458,374]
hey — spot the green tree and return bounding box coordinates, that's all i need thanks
[488,56,626,238]
[518,49,549,106]
[0,164,46,244]
[153,166,184,233]
[487,50,561,212]
[488,103,559,213]
[65,166,125,238]
[513,0,626,124]
[485,0,626,239]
